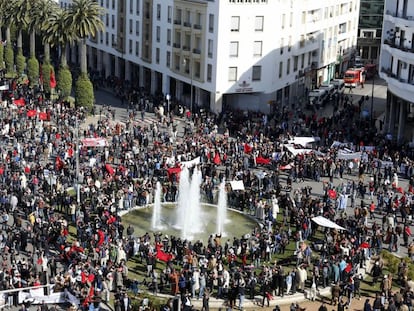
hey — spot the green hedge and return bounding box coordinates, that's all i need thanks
[0,44,4,70]
[75,74,94,110]
[16,52,25,75]
[27,57,39,86]
[42,62,53,93]
[4,45,14,74]
[57,66,72,98]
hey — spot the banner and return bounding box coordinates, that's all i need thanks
[181,156,200,168]
[230,180,245,191]
[81,137,108,147]
[337,151,361,160]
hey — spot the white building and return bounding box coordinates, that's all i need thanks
[60,0,359,114]
[379,0,414,142]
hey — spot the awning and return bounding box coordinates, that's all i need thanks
[312,216,347,231]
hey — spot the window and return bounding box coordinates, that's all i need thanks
[228,67,237,81]
[230,41,239,57]
[136,21,140,35]
[105,14,109,27]
[209,14,214,32]
[129,39,132,53]
[111,34,115,46]
[166,51,171,67]
[281,14,285,29]
[207,64,212,82]
[111,15,115,28]
[301,54,305,68]
[289,13,293,27]
[112,0,115,9]
[129,0,133,13]
[253,41,262,56]
[136,0,140,15]
[100,31,103,43]
[156,48,160,64]
[287,58,290,74]
[135,41,139,56]
[129,19,133,33]
[252,66,261,81]
[156,26,160,42]
[208,39,213,58]
[167,29,171,45]
[168,6,172,23]
[280,38,284,55]
[279,61,283,78]
[294,56,298,71]
[156,4,161,20]
[230,16,240,32]
[105,32,109,45]
[255,16,263,31]
[106,0,109,8]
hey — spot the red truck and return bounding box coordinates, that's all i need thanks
[344,67,365,88]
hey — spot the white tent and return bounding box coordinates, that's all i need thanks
[312,216,347,231]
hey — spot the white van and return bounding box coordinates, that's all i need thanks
[319,84,336,103]
[331,79,345,95]
[308,89,327,109]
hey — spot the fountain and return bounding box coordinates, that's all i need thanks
[216,180,227,235]
[121,166,258,243]
[151,182,163,229]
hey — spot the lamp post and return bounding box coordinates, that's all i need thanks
[370,74,375,128]
[183,57,193,112]
[75,117,80,204]
[166,94,171,113]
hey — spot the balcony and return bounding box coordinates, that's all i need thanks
[183,22,192,28]
[383,39,414,56]
[380,67,414,102]
[182,45,191,51]
[173,43,181,49]
[384,10,414,28]
[193,48,201,54]
[174,20,182,25]
[193,24,202,30]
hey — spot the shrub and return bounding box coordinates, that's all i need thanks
[75,73,94,110]
[42,63,53,94]
[16,53,26,75]
[4,45,14,74]
[0,44,4,70]
[57,66,72,98]
[27,57,39,86]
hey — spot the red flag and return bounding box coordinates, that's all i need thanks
[27,110,37,117]
[345,263,352,273]
[50,69,56,88]
[14,98,25,107]
[55,156,64,170]
[38,112,48,120]
[105,163,115,175]
[328,189,337,199]
[155,243,174,262]
[255,156,271,165]
[213,152,221,165]
[0,167,4,175]
[359,242,370,249]
[244,143,253,153]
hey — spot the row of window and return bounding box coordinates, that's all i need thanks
[231,16,263,32]
[228,52,314,82]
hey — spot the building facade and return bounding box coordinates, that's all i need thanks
[379,0,414,142]
[60,0,359,114]
[357,0,384,65]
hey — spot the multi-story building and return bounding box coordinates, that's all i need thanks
[379,0,414,142]
[357,0,384,65]
[60,0,359,114]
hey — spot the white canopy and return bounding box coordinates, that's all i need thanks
[312,216,347,231]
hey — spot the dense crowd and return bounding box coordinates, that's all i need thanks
[0,78,413,311]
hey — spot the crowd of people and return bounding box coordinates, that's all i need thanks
[0,77,413,311]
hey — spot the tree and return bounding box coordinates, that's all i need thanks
[43,6,76,97]
[66,0,104,108]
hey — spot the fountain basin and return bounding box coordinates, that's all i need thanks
[121,203,259,243]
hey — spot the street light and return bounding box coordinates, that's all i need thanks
[183,57,193,112]
[166,94,171,113]
[370,73,375,128]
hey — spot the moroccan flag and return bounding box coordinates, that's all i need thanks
[14,98,25,107]
[27,110,37,117]
[255,156,271,165]
[213,152,221,165]
[105,163,115,175]
[50,69,56,88]
[55,156,64,170]
[244,143,253,153]
[38,112,48,120]
[155,243,174,262]
[344,263,352,273]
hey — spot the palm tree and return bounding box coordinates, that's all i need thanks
[2,0,19,73]
[43,6,77,97]
[65,0,104,108]
[44,6,76,68]
[65,0,105,74]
